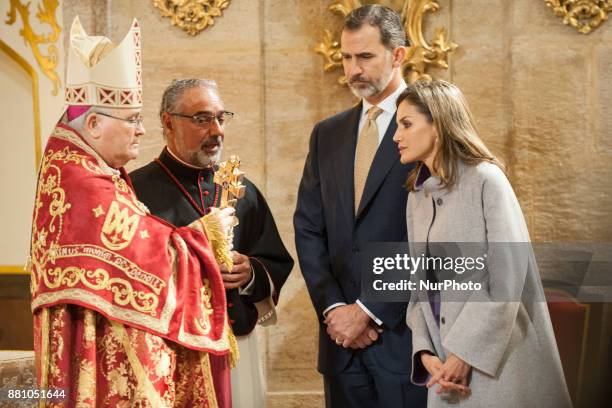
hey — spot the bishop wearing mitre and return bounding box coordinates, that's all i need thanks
[29,17,236,407]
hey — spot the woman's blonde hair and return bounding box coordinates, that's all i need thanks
[396,80,504,191]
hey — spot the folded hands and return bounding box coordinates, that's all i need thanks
[324,303,383,349]
[422,352,471,397]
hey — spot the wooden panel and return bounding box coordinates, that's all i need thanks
[0,275,33,350]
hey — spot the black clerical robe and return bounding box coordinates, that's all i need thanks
[129,148,293,335]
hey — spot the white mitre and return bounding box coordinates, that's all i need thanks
[65,16,142,108]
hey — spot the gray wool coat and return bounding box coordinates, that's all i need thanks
[405,161,572,407]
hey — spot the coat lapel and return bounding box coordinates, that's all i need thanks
[332,103,362,224]
[356,114,399,217]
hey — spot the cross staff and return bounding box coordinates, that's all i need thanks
[212,155,246,270]
[214,155,246,209]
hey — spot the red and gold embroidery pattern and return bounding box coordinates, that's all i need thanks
[30,125,233,354]
[195,279,214,335]
[35,305,220,407]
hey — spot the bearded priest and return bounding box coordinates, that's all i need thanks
[129,79,294,408]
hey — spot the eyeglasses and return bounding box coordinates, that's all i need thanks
[168,111,234,128]
[95,111,144,128]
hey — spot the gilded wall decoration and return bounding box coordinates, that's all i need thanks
[314,0,458,85]
[153,0,231,36]
[5,0,61,95]
[545,0,612,34]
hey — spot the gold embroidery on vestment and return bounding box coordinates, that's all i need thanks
[111,321,169,408]
[32,288,174,335]
[101,201,140,251]
[41,266,159,316]
[200,352,218,408]
[53,244,165,294]
[76,358,96,405]
[38,308,50,407]
[52,127,119,176]
[195,279,213,335]
[92,205,105,218]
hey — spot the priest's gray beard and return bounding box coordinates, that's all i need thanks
[179,136,223,168]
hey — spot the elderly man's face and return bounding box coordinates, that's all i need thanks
[95,108,144,168]
[165,87,224,168]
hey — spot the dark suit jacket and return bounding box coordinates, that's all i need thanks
[294,103,416,375]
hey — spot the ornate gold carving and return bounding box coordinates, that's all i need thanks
[153,0,231,36]
[214,155,245,209]
[210,155,245,270]
[314,29,344,80]
[5,0,62,95]
[544,0,612,34]
[401,0,457,82]
[314,0,458,85]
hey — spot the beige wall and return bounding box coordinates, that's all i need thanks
[62,1,612,406]
[0,0,65,274]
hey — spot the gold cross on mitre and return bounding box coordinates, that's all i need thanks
[214,155,246,209]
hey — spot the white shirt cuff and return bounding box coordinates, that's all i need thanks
[322,302,346,319]
[238,264,256,296]
[356,299,383,326]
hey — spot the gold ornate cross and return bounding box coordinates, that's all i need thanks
[211,155,245,271]
[214,155,246,209]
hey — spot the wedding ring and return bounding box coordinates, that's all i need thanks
[335,338,342,345]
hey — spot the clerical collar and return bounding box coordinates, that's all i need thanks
[158,147,214,181]
[166,146,211,170]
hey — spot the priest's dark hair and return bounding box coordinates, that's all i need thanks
[344,4,408,50]
[159,78,217,138]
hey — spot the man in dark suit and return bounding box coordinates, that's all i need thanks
[294,5,427,408]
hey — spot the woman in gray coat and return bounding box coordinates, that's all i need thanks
[393,80,572,407]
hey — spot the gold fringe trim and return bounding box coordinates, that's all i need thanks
[38,308,49,408]
[199,353,218,408]
[227,322,239,369]
[199,211,233,270]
